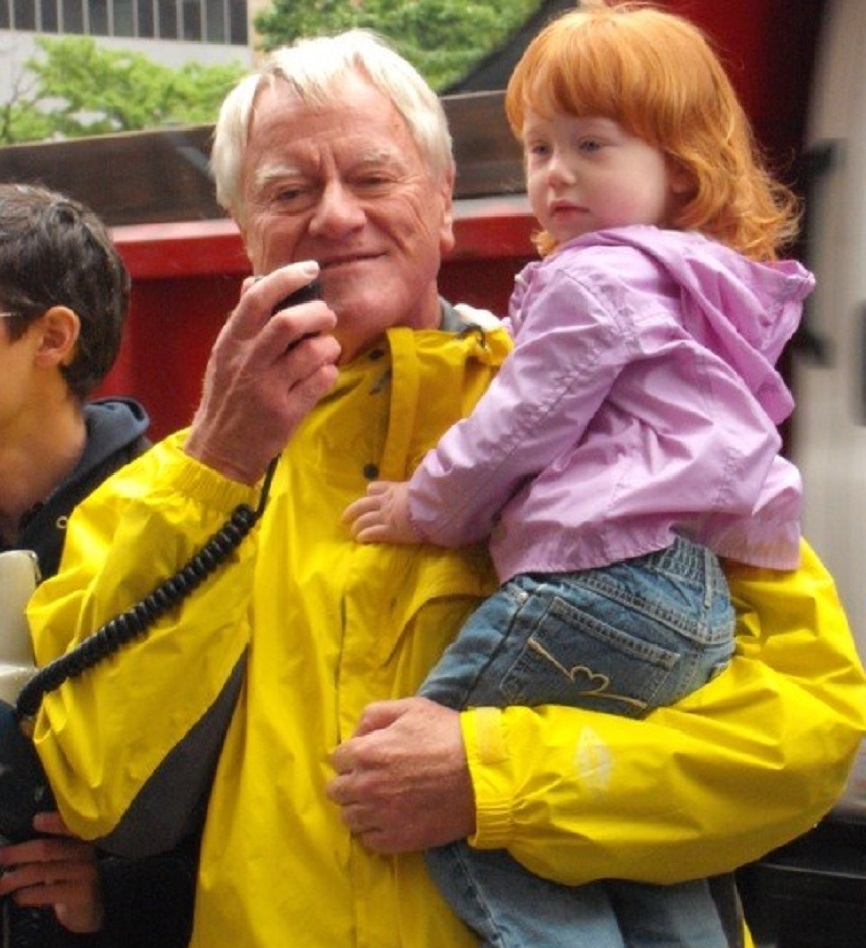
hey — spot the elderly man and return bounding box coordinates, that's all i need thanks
[27,30,866,948]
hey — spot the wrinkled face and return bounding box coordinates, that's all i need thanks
[523,109,682,246]
[237,75,455,363]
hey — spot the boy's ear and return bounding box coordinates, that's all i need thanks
[34,306,81,368]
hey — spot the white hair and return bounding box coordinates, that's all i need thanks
[211,30,455,219]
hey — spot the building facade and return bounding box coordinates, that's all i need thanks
[0,0,256,105]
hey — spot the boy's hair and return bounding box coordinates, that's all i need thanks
[505,0,800,261]
[0,183,130,400]
[211,29,454,224]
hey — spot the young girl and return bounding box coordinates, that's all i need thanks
[344,2,813,945]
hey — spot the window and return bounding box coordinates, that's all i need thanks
[181,0,200,41]
[137,0,155,37]
[90,0,108,32]
[0,0,247,43]
[228,0,245,44]
[205,0,225,42]
[114,0,134,36]
[64,0,85,32]
[40,0,60,31]
[16,0,37,30]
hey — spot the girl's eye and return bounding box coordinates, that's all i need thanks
[526,141,550,158]
[579,138,603,153]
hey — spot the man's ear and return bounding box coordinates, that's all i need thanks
[439,165,457,256]
[231,211,259,276]
[34,306,81,369]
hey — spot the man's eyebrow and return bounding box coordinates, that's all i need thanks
[354,146,411,171]
[252,146,408,194]
[356,144,401,162]
[253,163,305,190]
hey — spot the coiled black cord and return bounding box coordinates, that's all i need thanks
[16,457,278,721]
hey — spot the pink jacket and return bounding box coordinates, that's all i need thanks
[409,226,814,580]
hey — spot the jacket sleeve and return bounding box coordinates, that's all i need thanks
[462,539,866,885]
[50,837,198,948]
[26,434,261,847]
[94,832,199,948]
[410,271,624,546]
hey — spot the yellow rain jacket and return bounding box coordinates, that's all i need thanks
[28,314,866,948]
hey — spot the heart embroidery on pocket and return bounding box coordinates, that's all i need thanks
[528,638,610,693]
[526,637,645,710]
[568,665,611,694]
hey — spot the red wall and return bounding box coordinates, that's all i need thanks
[104,202,537,440]
[665,0,826,161]
[97,0,826,442]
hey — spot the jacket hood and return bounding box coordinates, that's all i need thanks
[76,397,151,480]
[545,226,815,424]
[13,397,151,580]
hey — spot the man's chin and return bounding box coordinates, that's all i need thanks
[330,302,400,363]
[321,255,384,285]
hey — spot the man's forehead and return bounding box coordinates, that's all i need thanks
[248,95,418,176]
[251,144,405,190]
[243,75,428,189]
[251,73,400,125]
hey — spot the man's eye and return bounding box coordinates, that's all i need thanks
[271,187,317,211]
[355,174,394,190]
[275,187,305,202]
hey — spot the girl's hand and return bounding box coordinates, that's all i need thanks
[342,481,420,544]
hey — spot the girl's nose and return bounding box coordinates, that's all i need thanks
[546,151,576,187]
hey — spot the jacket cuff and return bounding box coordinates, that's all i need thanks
[160,431,261,513]
[461,707,515,848]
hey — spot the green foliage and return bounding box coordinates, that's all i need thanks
[0,37,247,144]
[255,0,544,91]
[0,1,545,143]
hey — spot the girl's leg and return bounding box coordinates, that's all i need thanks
[425,841,627,948]
[418,537,736,947]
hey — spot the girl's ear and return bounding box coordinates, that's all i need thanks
[669,159,696,197]
[34,306,81,369]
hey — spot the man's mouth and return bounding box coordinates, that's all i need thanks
[320,253,383,271]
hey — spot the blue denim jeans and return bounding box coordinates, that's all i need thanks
[420,536,735,948]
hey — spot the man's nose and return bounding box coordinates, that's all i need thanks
[309,181,366,237]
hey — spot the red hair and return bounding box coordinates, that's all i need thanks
[505,0,800,260]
